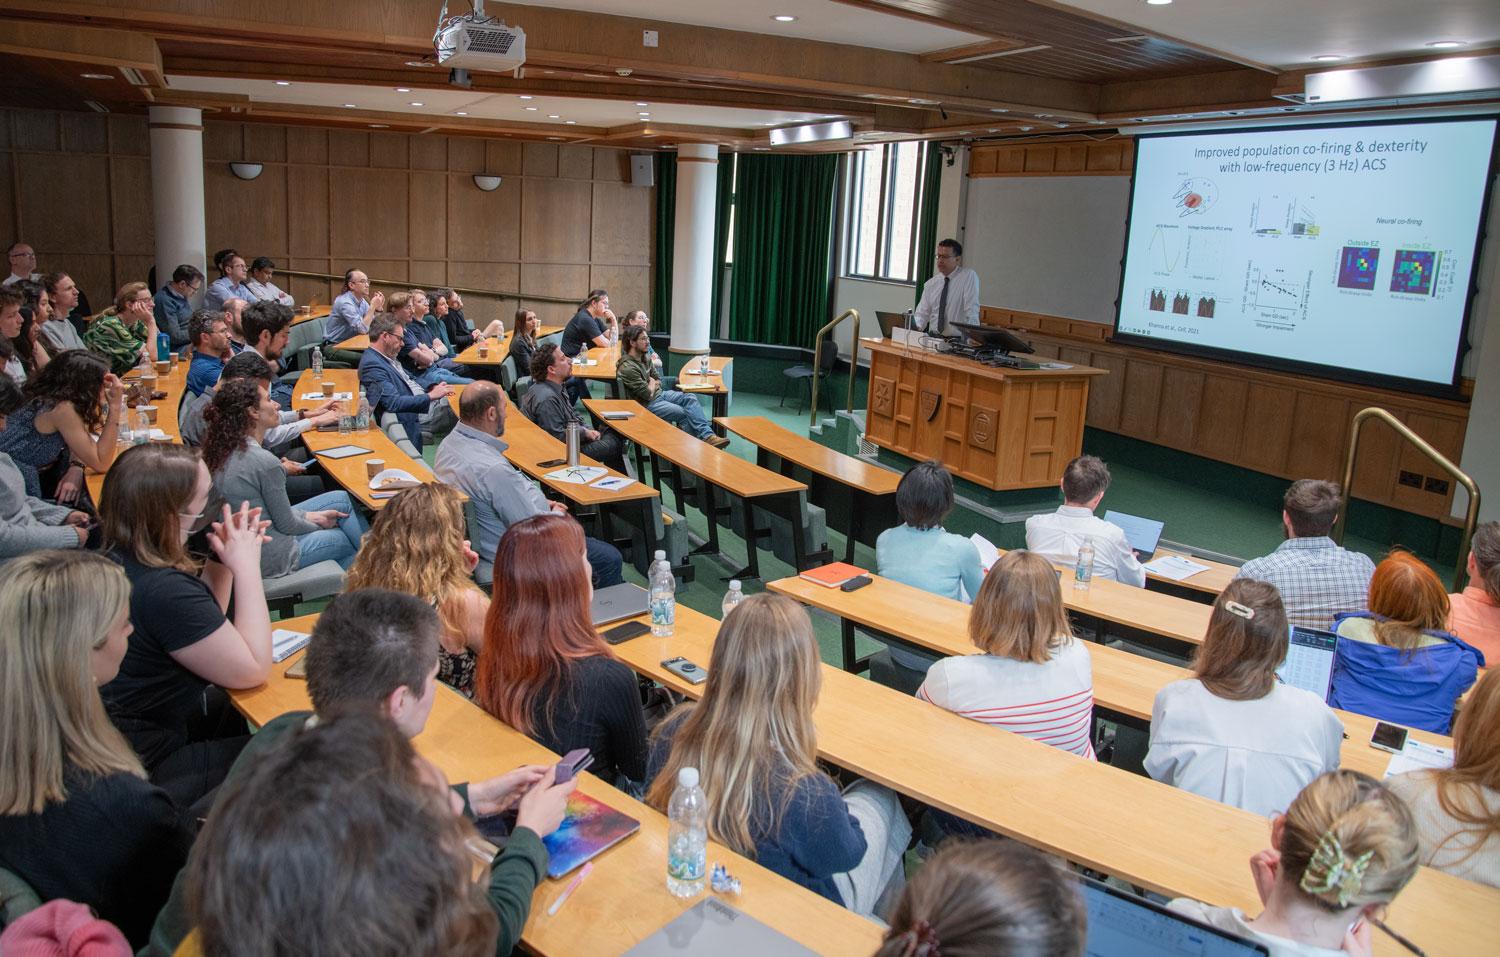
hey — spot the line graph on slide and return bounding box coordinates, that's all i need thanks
[1146,226,1183,274]
[1244,264,1311,323]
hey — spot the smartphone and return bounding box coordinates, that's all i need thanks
[1371,721,1409,754]
[536,458,567,468]
[555,748,594,785]
[841,575,872,592]
[662,656,708,685]
[603,620,652,645]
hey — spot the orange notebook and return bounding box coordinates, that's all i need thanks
[799,562,868,588]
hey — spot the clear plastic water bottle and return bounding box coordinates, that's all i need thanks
[132,407,151,446]
[116,402,132,448]
[666,766,707,898]
[1074,537,1095,591]
[721,580,744,617]
[339,411,354,435]
[354,387,371,432]
[309,345,324,378]
[649,550,676,637]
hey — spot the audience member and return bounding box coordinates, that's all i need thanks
[434,380,624,588]
[1025,454,1144,587]
[84,282,159,376]
[1,286,26,383]
[622,309,674,389]
[243,257,294,306]
[202,251,252,313]
[0,551,191,946]
[436,287,501,347]
[183,353,338,481]
[520,343,627,472]
[344,485,485,697]
[0,899,132,956]
[874,460,982,687]
[3,241,40,287]
[238,300,295,407]
[221,298,248,355]
[184,309,232,397]
[920,550,1097,759]
[476,513,647,786]
[324,267,384,350]
[1237,480,1376,629]
[180,710,571,957]
[0,377,89,559]
[8,284,50,381]
[1448,521,1500,664]
[1146,579,1342,815]
[97,444,272,807]
[647,593,911,915]
[358,311,456,452]
[618,324,728,447]
[202,378,365,575]
[0,350,123,499]
[39,272,87,351]
[561,288,614,357]
[1168,770,1419,956]
[508,307,539,373]
[400,288,471,386]
[873,839,1086,957]
[152,265,203,349]
[1331,551,1481,734]
[442,288,500,343]
[386,289,415,325]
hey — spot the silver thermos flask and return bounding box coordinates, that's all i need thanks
[566,421,581,467]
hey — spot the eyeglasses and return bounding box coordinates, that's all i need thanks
[11,251,36,260]
[935,253,956,261]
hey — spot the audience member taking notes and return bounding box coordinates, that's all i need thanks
[1026,454,1145,587]
[1447,520,1500,663]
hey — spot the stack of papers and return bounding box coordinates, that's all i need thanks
[546,465,608,485]
[1384,739,1454,778]
[591,475,636,491]
[1143,554,1212,581]
[271,628,311,663]
[970,532,1002,572]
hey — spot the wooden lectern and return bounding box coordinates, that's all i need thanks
[862,338,1108,491]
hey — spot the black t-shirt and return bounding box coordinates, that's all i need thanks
[560,308,604,357]
[527,655,648,785]
[100,550,227,767]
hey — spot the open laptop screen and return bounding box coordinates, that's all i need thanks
[1082,877,1269,957]
[1276,626,1339,702]
[1103,509,1165,559]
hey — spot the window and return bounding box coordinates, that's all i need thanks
[843,141,929,283]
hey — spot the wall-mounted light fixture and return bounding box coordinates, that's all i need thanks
[472,174,503,191]
[229,162,263,181]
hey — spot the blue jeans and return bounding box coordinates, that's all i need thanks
[270,378,295,412]
[586,536,624,587]
[294,490,368,569]
[416,362,473,387]
[648,390,713,440]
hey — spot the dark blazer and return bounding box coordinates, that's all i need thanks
[358,348,430,449]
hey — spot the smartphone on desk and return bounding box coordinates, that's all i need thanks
[662,657,707,685]
[536,458,567,469]
[1371,721,1409,754]
[603,620,652,645]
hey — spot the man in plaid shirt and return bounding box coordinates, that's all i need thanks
[1235,479,1376,629]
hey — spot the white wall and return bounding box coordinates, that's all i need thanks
[1452,169,1500,523]
[830,276,918,359]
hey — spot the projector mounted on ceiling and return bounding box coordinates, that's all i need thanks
[435,0,526,74]
[1280,55,1500,107]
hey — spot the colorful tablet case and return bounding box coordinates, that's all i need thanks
[542,791,640,878]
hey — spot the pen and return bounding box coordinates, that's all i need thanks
[1369,917,1426,956]
[547,861,593,916]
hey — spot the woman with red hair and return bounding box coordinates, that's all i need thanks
[474,513,648,787]
[1331,551,1482,733]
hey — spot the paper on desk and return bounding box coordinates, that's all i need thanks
[1143,554,1212,581]
[546,465,607,485]
[148,428,170,441]
[574,358,597,367]
[591,475,636,492]
[332,392,354,401]
[300,392,325,400]
[1383,739,1454,779]
[970,532,1001,572]
[271,628,311,663]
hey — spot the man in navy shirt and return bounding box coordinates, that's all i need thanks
[153,265,203,350]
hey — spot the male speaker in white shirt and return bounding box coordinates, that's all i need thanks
[911,238,979,336]
[1026,454,1146,587]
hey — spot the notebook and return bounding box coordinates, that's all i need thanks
[1103,509,1165,561]
[1276,626,1339,702]
[1081,876,1269,956]
[542,791,640,878]
[590,582,650,627]
[271,628,311,663]
[623,898,818,956]
[798,562,868,588]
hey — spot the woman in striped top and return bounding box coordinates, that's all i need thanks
[917,549,1096,759]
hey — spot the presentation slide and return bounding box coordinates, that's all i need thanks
[1114,117,1497,389]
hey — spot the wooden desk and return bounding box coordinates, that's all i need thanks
[863,337,1106,491]
[232,617,881,957]
[584,399,814,580]
[609,604,1495,957]
[289,304,332,326]
[1144,549,1239,599]
[85,362,190,500]
[764,573,1453,782]
[454,325,563,368]
[716,416,899,563]
[671,356,733,427]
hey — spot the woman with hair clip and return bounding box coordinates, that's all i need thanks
[1331,551,1482,734]
[0,348,123,499]
[476,512,648,786]
[1447,521,1500,664]
[646,593,912,916]
[1146,578,1344,815]
[1387,666,1500,887]
[1169,769,1420,957]
[873,839,1086,957]
[0,550,192,947]
[202,377,366,576]
[98,443,274,809]
[345,483,488,698]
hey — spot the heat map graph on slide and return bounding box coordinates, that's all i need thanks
[1390,250,1439,296]
[1337,246,1380,291]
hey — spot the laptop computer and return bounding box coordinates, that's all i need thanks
[623,898,818,956]
[1276,626,1340,703]
[875,310,910,338]
[1081,876,1269,956]
[1103,509,1166,562]
[590,582,650,628]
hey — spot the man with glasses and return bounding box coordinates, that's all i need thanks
[3,242,40,288]
[154,264,205,350]
[204,251,254,313]
[324,268,384,367]
[186,309,235,397]
[84,281,160,375]
[911,238,979,337]
[358,312,455,452]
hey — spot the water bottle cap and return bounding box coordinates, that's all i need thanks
[729,580,741,591]
[654,550,666,561]
[678,767,699,788]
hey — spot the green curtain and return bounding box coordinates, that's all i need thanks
[653,152,677,326]
[727,153,839,347]
[912,144,945,302]
[710,153,737,332]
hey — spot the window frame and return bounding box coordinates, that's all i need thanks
[842,142,927,285]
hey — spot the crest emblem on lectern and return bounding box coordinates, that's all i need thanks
[920,391,942,422]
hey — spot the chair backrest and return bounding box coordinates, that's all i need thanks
[817,334,838,373]
[285,316,327,371]
[514,375,533,404]
[499,355,518,393]
[0,866,41,930]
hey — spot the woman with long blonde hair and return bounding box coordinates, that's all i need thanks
[0,550,191,947]
[1387,666,1500,887]
[344,483,487,697]
[645,593,911,916]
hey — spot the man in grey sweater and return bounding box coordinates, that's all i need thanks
[0,377,89,560]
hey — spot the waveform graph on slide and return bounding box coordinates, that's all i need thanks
[1146,226,1183,275]
[1337,246,1380,291]
[1390,250,1439,296]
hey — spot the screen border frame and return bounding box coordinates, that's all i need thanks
[1110,113,1500,399]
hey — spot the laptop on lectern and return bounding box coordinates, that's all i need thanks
[875,310,910,338]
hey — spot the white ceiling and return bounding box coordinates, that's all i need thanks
[165,76,838,129]
[505,0,989,55]
[1054,0,1500,68]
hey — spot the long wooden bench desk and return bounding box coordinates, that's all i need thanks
[609,604,1495,957]
[572,350,732,429]
[583,399,817,580]
[453,324,563,369]
[232,616,881,957]
[85,361,190,500]
[765,573,1453,782]
[288,303,332,326]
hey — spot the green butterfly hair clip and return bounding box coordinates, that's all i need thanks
[1299,829,1375,907]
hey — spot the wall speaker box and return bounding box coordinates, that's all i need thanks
[629,154,654,188]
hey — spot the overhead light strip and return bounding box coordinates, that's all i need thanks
[947,44,1051,64]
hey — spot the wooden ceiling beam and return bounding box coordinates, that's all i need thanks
[0,20,166,86]
[919,38,1033,65]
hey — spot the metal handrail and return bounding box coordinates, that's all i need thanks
[1335,406,1481,591]
[809,308,860,427]
[276,268,581,306]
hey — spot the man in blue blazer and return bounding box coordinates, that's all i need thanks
[358,311,455,451]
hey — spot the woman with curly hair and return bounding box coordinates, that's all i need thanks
[202,378,366,577]
[0,349,124,499]
[344,483,488,698]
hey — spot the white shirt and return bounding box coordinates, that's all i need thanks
[245,277,295,306]
[912,266,979,335]
[2,271,40,287]
[1165,900,1344,957]
[1145,679,1343,816]
[1025,505,1146,587]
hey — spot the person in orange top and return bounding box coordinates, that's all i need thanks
[1449,522,1500,666]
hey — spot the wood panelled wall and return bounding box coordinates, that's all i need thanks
[969,138,1134,177]
[0,108,655,328]
[982,305,1471,521]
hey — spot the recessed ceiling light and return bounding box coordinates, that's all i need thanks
[275,80,291,86]
[548,136,563,140]
[1312,54,1343,62]
[635,102,649,106]
[1144,0,1172,5]
[342,103,357,108]
[409,101,424,107]
[990,108,1010,113]
[518,95,533,100]
[80,72,113,80]
[455,111,468,116]
[565,120,577,124]
[1427,40,1465,48]
[404,59,433,67]
[548,114,560,118]
[525,106,538,111]
[1019,125,1033,131]
[959,131,973,135]
[1055,122,1069,128]
[369,124,388,128]
[771,15,797,22]
[395,87,411,92]
[754,147,770,151]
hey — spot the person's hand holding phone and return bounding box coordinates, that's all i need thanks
[515,766,576,839]
[466,764,549,817]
